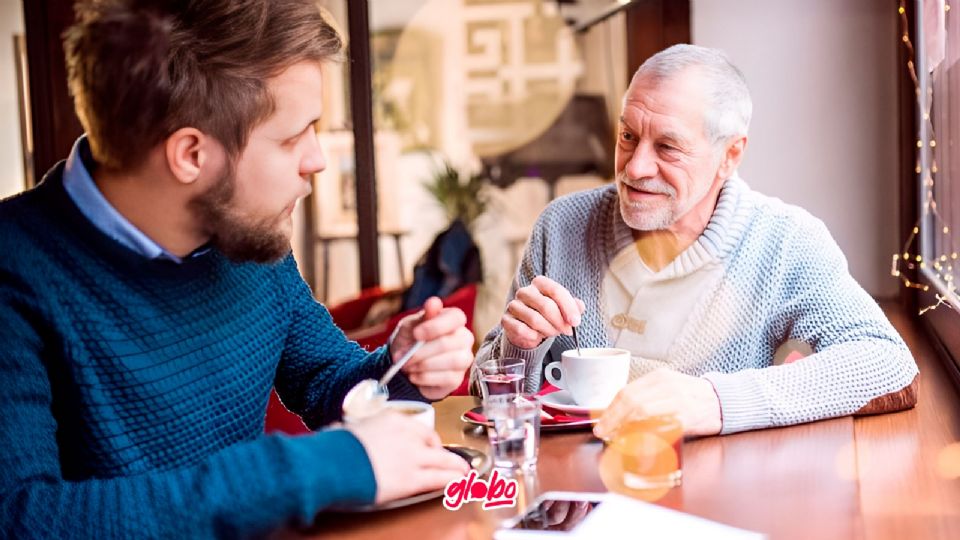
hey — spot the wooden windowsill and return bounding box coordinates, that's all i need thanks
[853,302,960,538]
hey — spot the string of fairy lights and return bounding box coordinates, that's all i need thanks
[891,0,958,314]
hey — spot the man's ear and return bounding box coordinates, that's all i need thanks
[717,135,747,180]
[164,128,210,185]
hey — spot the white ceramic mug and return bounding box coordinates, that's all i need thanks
[384,400,435,429]
[544,347,630,409]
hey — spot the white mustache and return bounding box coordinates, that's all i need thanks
[617,174,677,198]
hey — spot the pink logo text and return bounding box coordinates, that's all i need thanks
[442,470,518,510]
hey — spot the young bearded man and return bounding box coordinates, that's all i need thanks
[0,1,474,537]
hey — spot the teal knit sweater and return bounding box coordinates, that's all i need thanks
[0,164,424,538]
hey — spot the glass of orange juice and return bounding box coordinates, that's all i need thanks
[609,414,683,489]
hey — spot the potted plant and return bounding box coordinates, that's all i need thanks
[423,159,489,231]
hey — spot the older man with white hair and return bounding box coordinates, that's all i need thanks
[476,44,918,438]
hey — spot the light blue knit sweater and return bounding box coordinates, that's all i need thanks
[476,176,918,434]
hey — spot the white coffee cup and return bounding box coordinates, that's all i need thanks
[384,400,435,429]
[544,347,630,409]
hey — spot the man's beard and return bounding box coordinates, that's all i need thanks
[617,174,680,231]
[617,173,714,232]
[188,165,291,263]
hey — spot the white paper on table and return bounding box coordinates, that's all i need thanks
[572,494,766,540]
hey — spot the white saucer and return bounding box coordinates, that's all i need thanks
[540,390,604,415]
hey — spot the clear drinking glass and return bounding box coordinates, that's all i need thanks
[477,357,526,398]
[483,393,541,470]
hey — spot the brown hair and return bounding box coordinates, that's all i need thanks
[64,0,342,171]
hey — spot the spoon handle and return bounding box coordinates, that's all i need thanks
[379,340,425,387]
[572,326,582,356]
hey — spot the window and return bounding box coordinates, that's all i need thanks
[915,0,960,373]
[925,0,959,307]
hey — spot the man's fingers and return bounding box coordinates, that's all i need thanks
[411,466,467,495]
[622,397,676,422]
[405,328,473,371]
[545,501,570,525]
[413,307,467,342]
[562,502,590,530]
[423,296,443,318]
[408,366,468,389]
[426,447,472,474]
[515,287,568,334]
[408,374,465,395]
[531,276,581,327]
[405,347,473,375]
[407,338,474,372]
[409,446,471,487]
[352,412,468,504]
[382,411,442,446]
[406,418,443,448]
[593,377,671,439]
[502,314,543,347]
[424,428,444,448]
[593,390,635,440]
[384,447,470,502]
[508,299,561,337]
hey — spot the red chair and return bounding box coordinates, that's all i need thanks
[265,284,478,434]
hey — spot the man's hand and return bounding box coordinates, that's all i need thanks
[502,276,586,349]
[593,368,722,439]
[346,411,469,504]
[541,500,592,531]
[391,297,475,400]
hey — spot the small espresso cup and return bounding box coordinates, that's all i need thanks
[544,347,630,409]
[384,400,435,429]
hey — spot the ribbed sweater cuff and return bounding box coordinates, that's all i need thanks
[501,335,555,392]
[702,371,772,435]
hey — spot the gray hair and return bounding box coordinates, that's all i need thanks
[631,44,752,144]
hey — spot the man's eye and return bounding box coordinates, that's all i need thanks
[283,124,316,147]
[658,143,677,152]
[620,131,635,142]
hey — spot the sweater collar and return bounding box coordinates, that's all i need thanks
[34,161,224,279]
[62,136,186,263]
[607,173,754,280]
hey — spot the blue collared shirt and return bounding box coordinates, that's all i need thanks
[62,136,185,263]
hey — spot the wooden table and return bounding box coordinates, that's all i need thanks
[292,304,960,540]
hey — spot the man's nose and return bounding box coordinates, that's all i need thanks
[300,136,326,177]
[623,142,657,180]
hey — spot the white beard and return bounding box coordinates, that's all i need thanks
[617,173,714,232]
[618,176,678,231]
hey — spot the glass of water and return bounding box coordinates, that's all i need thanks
[477,357,525,398]
[483,393,541,470]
